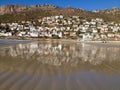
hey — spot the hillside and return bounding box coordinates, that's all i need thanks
[0,4,120,23]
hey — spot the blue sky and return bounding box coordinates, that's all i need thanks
[0,0,120,10]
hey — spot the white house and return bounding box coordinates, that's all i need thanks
[18,31,26,37]
[82,33,92,41]
[29,31,39,37]
[0,32,12,37]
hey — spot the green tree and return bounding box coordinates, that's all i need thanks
[76,30,81,36]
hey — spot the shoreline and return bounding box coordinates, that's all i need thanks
[2,36,120,43]
[1,36,120,42]
[0,38,32,48]
[1,37,120,48]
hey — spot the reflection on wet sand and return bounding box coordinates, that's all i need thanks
[0,41,120,90]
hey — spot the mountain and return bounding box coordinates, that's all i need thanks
[0,4,59,15]
[92,7,120,22]
[92,7,120,14]
[0,4,120,23]
[0,4,27,15]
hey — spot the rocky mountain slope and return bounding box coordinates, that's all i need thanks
[92,7,120,14]
[0,4,27,15]
[0,4,59,15]
[0,4,120,23]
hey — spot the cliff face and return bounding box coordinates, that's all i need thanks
[0,4,59,15]
[0,4,119,15]
[92,7,120,14]
[30,4,59,10]
[0,5,27,15]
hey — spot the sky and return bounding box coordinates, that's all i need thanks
[0,0,120,10]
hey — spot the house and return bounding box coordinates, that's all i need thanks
[92,29,98,33]
[0,32,12,37]
[29,31,39,37]
[101,34,108,40]
[107,33,115,38]
[17,31,26,37]
[114,34,120,38]
[59,15,64,19]
[58,32,62,38]
[70,32,77,37]
[81,33,92,41]
[113,27,119,32]
[5,32,12,36]
[0,32,6,36]
[63,31,70,36]
[66,27,71,31]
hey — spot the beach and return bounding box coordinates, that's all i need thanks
[80,41,120,47]
[1,38,120,48]
[44,38,120,47]
[43,39,120,48]
[0,39,120,90]
[0,39,32,47]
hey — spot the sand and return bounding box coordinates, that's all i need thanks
[0,39,32,48]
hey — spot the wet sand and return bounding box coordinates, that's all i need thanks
[0,70,120,90]
[0,39,32,47]
[0,40,120,90]
[43,39,120,47]
[83,41,120,47]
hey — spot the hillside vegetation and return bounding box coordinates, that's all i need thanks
[0,4,120,23]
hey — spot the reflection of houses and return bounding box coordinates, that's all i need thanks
[1,41,119,67]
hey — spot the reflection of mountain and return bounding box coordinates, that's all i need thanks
[0,41,120,74]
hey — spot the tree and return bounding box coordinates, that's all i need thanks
[5,24,11,32]
[0,25,5,30]
[76,30,81,36]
